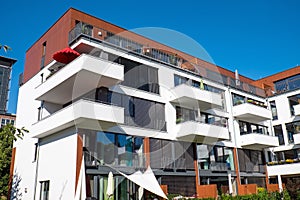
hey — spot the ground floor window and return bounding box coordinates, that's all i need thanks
[39,180,50,200]
[161,176,196,197]
[86,175,144,200]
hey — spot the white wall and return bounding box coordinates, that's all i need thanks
[35,128,78,200]
[13,65,49,199]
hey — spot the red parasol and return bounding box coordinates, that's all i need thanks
[52,47,80,64]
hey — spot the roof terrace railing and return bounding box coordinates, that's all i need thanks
[68,22,266,98]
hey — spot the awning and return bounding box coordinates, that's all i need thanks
[52,47,80,64]
[118,166,168,199]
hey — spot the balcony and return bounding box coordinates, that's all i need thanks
[239,133,279,150]
[170,84,223,109]
[294,104,300,116]
[176,121,229,143]
[35,54,124,104]
[267,161,300,176]
[31,99,124,138]
[232,103,272,122]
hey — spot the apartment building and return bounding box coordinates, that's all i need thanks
[0,113,15,128]
[11,8,298,199]
[253,69,300,192]
[0,56,16,114]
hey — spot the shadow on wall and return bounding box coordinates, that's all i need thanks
[10,171,22,200]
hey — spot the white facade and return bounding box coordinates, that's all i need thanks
[13,35,283,199]
[266,89,300,187]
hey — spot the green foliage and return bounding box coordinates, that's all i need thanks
[285,178,300,199]
[218,190,291,200]
[0,124,27,197]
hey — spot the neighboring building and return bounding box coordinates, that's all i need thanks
[252,69,300,192]
[0,113,16,128]
[11,8,299,200]
[0,56,16,114]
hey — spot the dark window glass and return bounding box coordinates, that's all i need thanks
[285,121,300,144]
[274,125,285,145]
[174,74,188,86]
[120,58,159,94]
[270,100,278,120]
[288,94,300,116]
[39,181,50,200]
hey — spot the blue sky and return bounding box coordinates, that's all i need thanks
[1,0,300,113]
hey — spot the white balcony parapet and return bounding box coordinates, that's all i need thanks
[294,133,300,144]
[31,99,124,138]
[169,84,223,109]
[267,162,300,176]
[35,54,124,104]
[232,103,272,122]
[240,133,279,150]
[294,104,300,116]
[176,121,229,143]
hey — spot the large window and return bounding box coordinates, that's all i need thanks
[94,87,166,131]
[238,149,265,173]
[39,181,50,200]
[175,106,227,127]
[174,74,224,94]
[197,144,234,171]
[286,121,300,144]
[274,125,285,145]
[232,93,266,108]
[120,58,159,94]
[275,74,300,93]
[82,130,144,168]
[149,138,194,171]
[239,121,269,135]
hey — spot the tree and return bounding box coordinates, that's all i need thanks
[0,124,28,199]
[0,44,12,53]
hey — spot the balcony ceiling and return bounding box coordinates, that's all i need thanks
[176,121,229,144]
[35,54,124,105]
[240,133,279,150]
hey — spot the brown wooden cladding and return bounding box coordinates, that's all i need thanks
[238,184,257,195]
[196,184,218,198]
[8,147,16,199]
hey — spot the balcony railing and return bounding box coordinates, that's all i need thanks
[124,115,167,132]
[68,22,266,97]
[176,107,228,128]
[84,150,146,169]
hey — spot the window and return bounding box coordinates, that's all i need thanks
[174,74,188,86]
[288,94,300,116]
[82,131,144,168]
[121,58,159,94]
[197,144,234,171]
[40,42,46,69]
[270,100,278,120]
[39,181,50,200]
[238,121,268,135]
[232,93,245,105]
[274,125,285,145]
[42,42,47,56]
[33,143,39,162]
[275,74,300,93]
[238,149,265,173]
[285,121,300,144]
